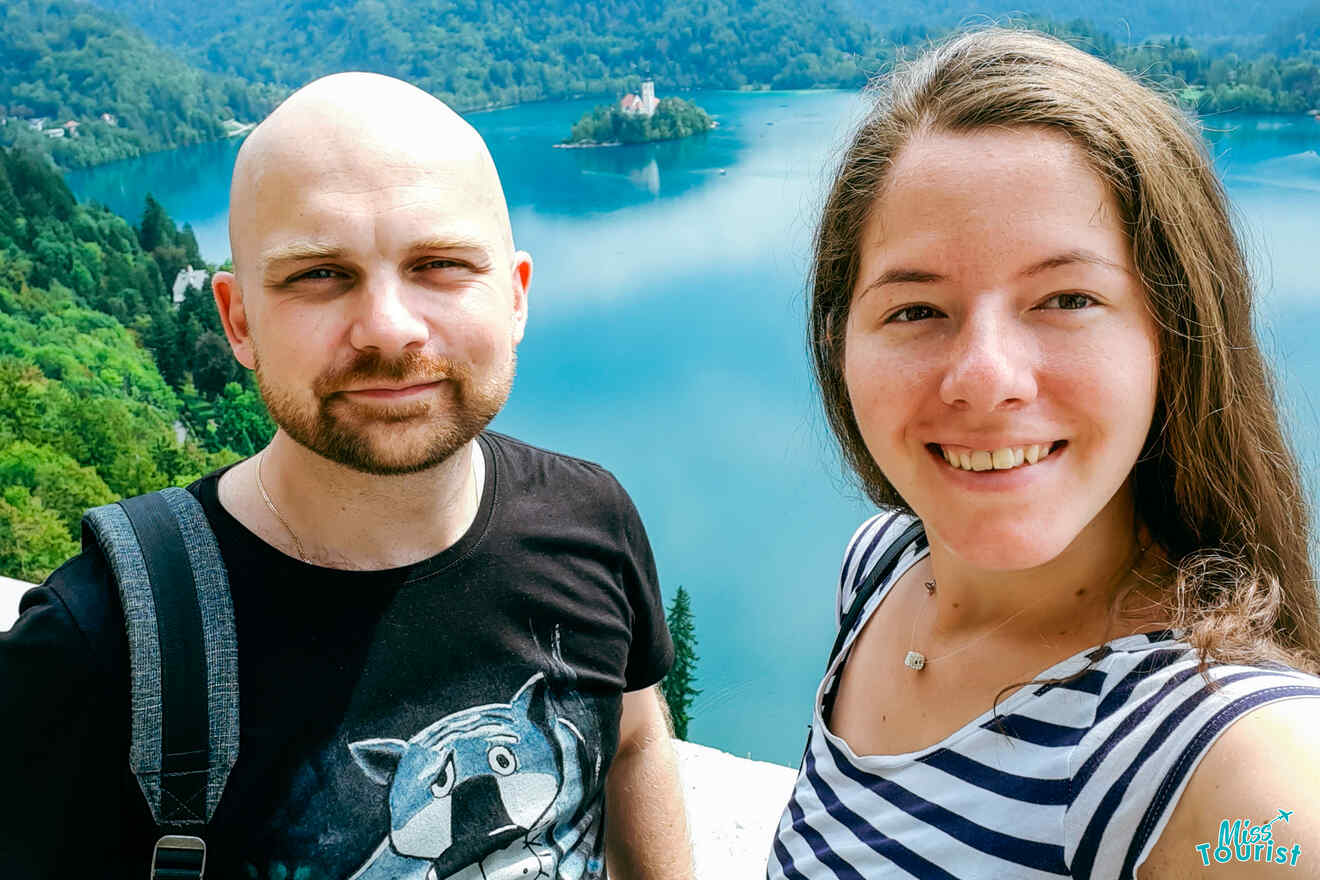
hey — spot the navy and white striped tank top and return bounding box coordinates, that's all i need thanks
[768,510,1320,879]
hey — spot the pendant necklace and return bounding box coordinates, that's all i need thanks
[903,578,1038,671]
[904,540,1151,671]
[255,446,481,565]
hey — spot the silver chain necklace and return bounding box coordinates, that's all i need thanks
[255,447,480,565]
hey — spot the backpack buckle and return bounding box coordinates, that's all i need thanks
[151,835,206,879]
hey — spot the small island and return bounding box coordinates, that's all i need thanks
[561,81,715,147]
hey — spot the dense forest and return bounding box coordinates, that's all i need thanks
[4,0,1320,170]
[1030,18,1320,114]
[88,0,884,105]
[566,97,715,145]
[843,0,1314,42]
[0,146,274,580]
[0,0,278,168]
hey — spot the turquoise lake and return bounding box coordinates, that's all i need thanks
[66,92,1320,766]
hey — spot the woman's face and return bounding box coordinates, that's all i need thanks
[843,126,1160,571]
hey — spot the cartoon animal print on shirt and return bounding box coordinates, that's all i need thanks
[345,673,601,880]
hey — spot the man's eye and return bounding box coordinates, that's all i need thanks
[418,259,463,271]
[886,305,940,323]
[292,268,343,281]
[1040,292,1096,310]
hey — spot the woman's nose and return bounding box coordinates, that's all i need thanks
[938,308,1037,413]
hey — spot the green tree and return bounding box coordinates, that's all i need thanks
[0,485,78,582]
[661,585,700,740]
[0,440,116,534]
[212,380,275,457]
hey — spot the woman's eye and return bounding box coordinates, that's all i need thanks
[886,305,940,323]
[1040,292,1096,310]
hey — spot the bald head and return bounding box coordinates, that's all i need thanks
[228,72,514,275]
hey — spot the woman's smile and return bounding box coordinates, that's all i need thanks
[923,439,1068,492]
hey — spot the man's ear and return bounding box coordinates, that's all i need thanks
[212,270,256,370]
[509,250,532,347]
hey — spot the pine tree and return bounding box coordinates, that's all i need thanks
[661,585,700,741]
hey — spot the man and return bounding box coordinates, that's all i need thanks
[0,73,692,879]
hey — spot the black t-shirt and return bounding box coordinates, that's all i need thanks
[0,431,673,879]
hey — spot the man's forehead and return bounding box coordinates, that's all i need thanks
[233,148,512,270]
[252,194,505,264]
[229,73,513,267]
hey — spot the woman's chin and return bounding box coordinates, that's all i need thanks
[925,521,1079,573]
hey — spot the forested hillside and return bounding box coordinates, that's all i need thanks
[1270,2,1320,54]
[1027,18,1320,114]
[844,0,1313,40]
[86,0,886,105]
[0,0,279,168]
[8,0,1319,171]
[0,147,274,580]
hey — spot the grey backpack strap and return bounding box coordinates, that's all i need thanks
[82,487,239,878]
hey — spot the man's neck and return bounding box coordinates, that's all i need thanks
[217,432,485,570]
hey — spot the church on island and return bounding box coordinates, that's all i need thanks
[619,81,660,117]
[562,80,713,147]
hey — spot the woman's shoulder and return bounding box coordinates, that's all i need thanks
[1077,631,1320,751]
[835,509,923,624]
[1137,695,1320,878]
[1064,634,1320,877]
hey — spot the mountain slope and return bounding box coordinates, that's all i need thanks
[84,0,887,105]
[0,0,278,167]
[843,0,1314,40]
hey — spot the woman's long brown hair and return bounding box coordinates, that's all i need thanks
[809,27,1320,672]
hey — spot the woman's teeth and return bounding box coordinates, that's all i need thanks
[939,443,1055,471]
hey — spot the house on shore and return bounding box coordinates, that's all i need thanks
[173,265,209,304]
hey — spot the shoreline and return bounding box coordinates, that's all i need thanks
[555,119,720,150]
[553,140,623,149]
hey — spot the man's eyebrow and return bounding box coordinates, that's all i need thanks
[1018,248,1128,278]
[408,236,491,253]
[262,243,344,265]
[260,238,494,267]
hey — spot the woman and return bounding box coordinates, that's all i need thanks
[769,28,1320,880]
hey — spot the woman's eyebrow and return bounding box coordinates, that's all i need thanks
[1018,248,1127,277]
[859,267,946,298]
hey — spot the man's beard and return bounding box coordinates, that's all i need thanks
[253,348,513,475]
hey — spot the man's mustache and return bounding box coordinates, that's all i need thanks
[314,351,470,396]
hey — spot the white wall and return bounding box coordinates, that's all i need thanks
[1,576,31,630]
[674,740,798,878]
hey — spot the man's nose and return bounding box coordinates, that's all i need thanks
[938,307,1037,413]
[348,275,428,354]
